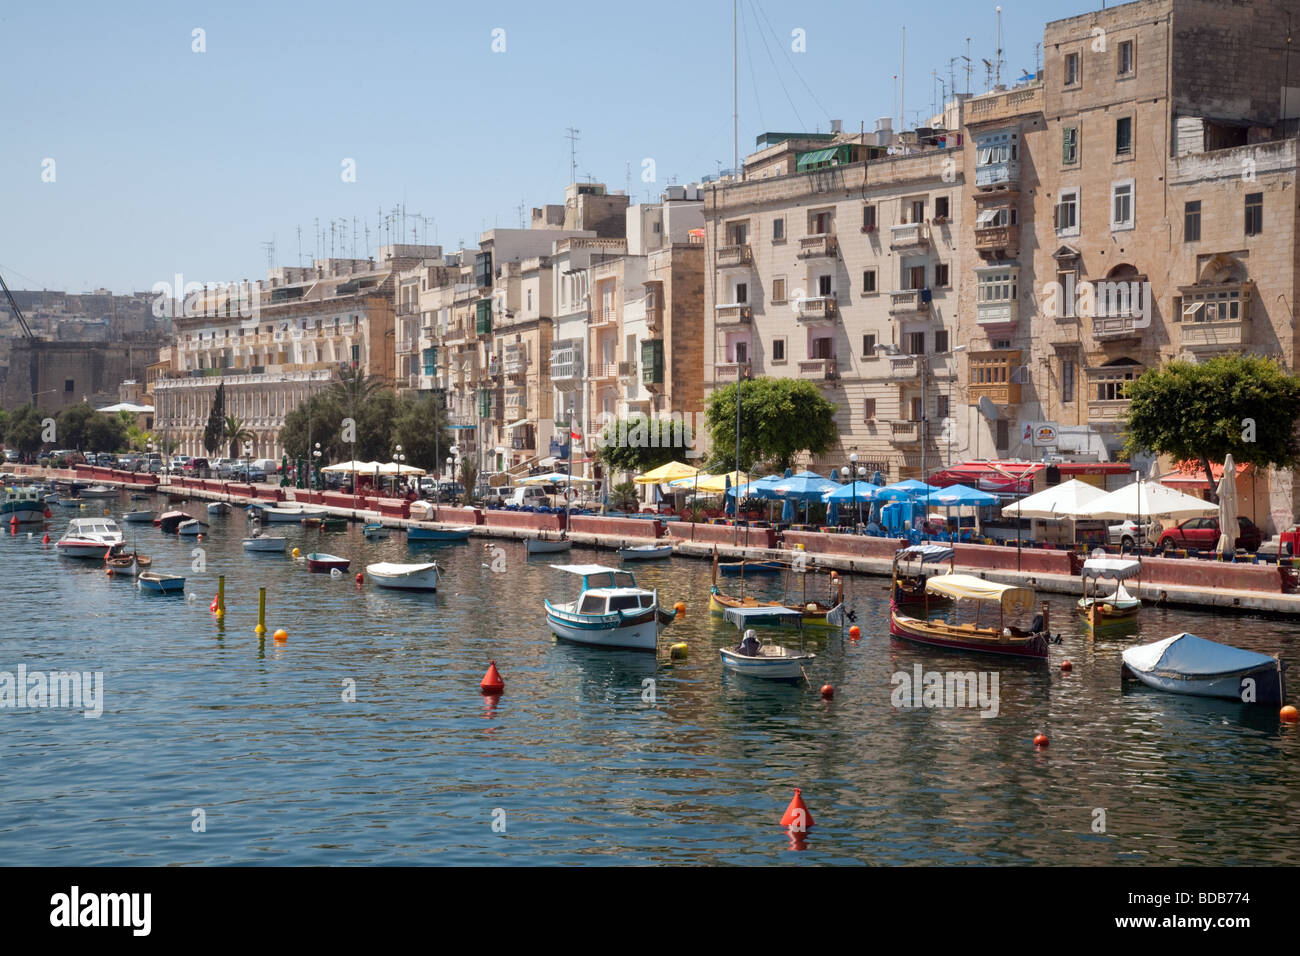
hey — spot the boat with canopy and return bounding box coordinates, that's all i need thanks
[1078,556,1142,627]
[891,544,956,606]
[544,564,676,650]
[708,548,846,628]
[889,572,1052,659]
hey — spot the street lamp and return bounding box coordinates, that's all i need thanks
[393,443,407,496]
[313,442,321,491]
[849,452,859,529]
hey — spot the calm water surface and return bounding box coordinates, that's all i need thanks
[2,496,1297,865]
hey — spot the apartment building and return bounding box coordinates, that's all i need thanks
[702,123,966,478]
[958,0,1300,532]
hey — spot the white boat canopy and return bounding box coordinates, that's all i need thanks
[925,573,1036,613]
[722,605,805,630]
[551,564,638,589]
[1081,557,1142,580]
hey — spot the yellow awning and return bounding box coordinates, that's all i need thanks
[668,470,746,493]
[633,461,700,484]
[924,573,1035,613]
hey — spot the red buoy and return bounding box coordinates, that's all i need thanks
[1060,660,1073,672]
[848,625,861,640]
[209,595,219,613]
[355,572,364,584]
[1281,705,1299,723]
[820,684,834,699]
[1033,733,1049,749]
[780,788,814,830]
[480,660,505,695]
[41,533,50,544]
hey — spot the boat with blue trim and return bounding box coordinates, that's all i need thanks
[544,563,675,651]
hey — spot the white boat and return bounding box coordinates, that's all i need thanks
[1122,632,1287,706]
[1078,556,1142,626]
[526,536,572,554]
[56,517,124,558]
[2,486,50,522]
[77,485,118,499]
[242,534,287,552]
[249,503,324,523]
[207,502,232,516]
[121,510,155,523]
[618,543,673,561]
[720,629,815,681]
[176,518,209,536]
[543,563,674,651]
[366,561,439,591]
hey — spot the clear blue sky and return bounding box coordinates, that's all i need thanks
[1,0,1088,294]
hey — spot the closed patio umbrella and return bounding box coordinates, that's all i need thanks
[1216,454,1238,557]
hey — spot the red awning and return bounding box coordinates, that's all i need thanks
[1163,460,1253,487]
[929,460,1044,494]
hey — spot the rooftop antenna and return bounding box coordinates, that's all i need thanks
[1035,41,1042,78]
[314,217,320,261]
[296,225,303,266]
[565,126,580,183]
[995,5,1004,88]
[732,0,738,180]
[260,238,275,268]
[965,38,972,94]
[517,199,526,229]
[982,58,994,91]
[900,26,906,129]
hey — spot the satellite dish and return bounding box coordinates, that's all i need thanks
[978,396,999,421]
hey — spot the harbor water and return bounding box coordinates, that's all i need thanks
[2,499,1298,865]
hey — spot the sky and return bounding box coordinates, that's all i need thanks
[1,0,1093,295]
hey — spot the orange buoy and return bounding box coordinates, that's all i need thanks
[196,533,203,541]
[820,684,834,699]
[1060,660,1073,672]
[1281,705,1299,723]
[1033,733,1049,749]
[273,628,288,642]
[673,601,685,617]
[848,625,861,640]
[355,572,364,584]
[480,660,505,695]
[780,788,814,830]
[41,533,50,544]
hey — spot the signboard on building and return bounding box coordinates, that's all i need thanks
[1024,423,1058,447]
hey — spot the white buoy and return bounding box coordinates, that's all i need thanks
[330,567,342,578]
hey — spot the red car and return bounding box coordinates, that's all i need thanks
[1158,516,1261,553]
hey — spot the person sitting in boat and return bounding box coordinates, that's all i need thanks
[736,629,762,656]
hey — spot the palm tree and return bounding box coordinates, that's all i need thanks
[327,368,384,416]
[224,416,254,460]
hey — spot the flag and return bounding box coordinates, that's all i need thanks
[570,428,582,441]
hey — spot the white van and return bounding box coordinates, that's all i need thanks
[249,458,279,475]
[510,485,557,507]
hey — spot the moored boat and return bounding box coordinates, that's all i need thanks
[105,551,152,575]
[249,503,324,523]
[242,533,287,552]
[889,573,1051,659]
[365,561,439,591]
[207,502,232,516]
[408,525,473,542]
[2,486,51,522]
[121,510,155,523]
[138,571,185,593]
[891,544,956,606]
[306,552,350,573]
[1122,632,1286,705]
[363,522,389,538]
[77,485,117,499]
[544,563,674,650]
[526,535,572,554]
[156,510,192,533]
[56,518,124,558]
[708,549,846,628]
[1078,556,1142,628]
[176,518,209,536]
[717,559,783,575]
[618,543,673,561]
[720,623,815,682]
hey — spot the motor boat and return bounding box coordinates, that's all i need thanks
[56,518,124,558]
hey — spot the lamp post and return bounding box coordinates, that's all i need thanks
[313,443,321,491]
[393,443,406,497]
[849,452,859,529]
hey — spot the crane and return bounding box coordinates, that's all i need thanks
[0,271,36,339]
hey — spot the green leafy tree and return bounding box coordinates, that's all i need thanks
[55,402,97,450]
[392,395,450,472]
[126,425,148,452]
[280,393,341,462]
[459,457,479,501]
[704,377,839,472]
[224,416,254,459]
[84,413,127,453]
[203,382,225,455]
[5,405,47,457]
[1123,354,1300,501]
[596,415,694,476]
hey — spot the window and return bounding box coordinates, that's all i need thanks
[735,282,748,304]
[64,379,74,393]
[862,333,877,357]
[935,329,949,352]
[810,336,833,359]
[1061,357,1076,404]
[995,419,1009,452]
[1062,125,1078,165]
[1056,188,1079,235]
[1111,180,1134,230]
[1117,40,1134,76]
[1056,270,1077,317]
[771,277,786,303]
[1184,201,1201,242]
[863,398,877,420]
[906,331,926,355]
[911,397,924,421]
[727,222,748,245]
[863,205,877,232]
[1064,52,1080,86]
[772,337,786,363]
[772,217,785,241]
[977,269,1018,304]
[909,199,925,224]
[934,263,950,288]
[818,275,833,297]
[734,340,749,364]
[862,269,877,294]
[934,196,950,220]
[1116,117,1132,156]
[936,394,950,419]
[1245,192,1263,236]
[811,211,832,235]
[1095,364,1138,402]
[905,265,926,290]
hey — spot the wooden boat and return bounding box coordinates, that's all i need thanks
[138,571,185,593]
[56,518,124,558]
[306,552,350,573]
[363,522,390,539]
[121,510,155,523]
[156,510,193,533]
[544,563,674,650]
[207,502,232,516]
[249,503,324,523]
[708,548,846,629]
[1122,633,1286,705]
[407,525,473,542]
[889,572,1051,660]
[176,518,209,536]
[365,561,439,591]
[618,543,673,561]
[1078,556,1142,628]
[717,559,783,575]
[891,544,956,606]
[302,515,346,529]
[2,486,50,522]
[242,534,287,552]
[718,606,815,681]
[526,536,572,554]
[105,551,152,575]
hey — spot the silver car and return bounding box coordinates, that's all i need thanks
[1107,518,1158,551]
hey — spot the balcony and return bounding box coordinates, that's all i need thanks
[618,360,638,380]
[397,302,420,316]
[797,234,838,259]
[889,222,930,250]
[715,304,753,325]
[714,361,752,382]
[797,358,838,382]
[716,244,753,267]
[589,363,617,381]
[974,224,1019,254]
[1088,398,1131,424]
[1180,318,1249,351]
[889,356,920,379]
[890,421,920,444]
[976,299,1019,330]
[589,309,616,328]
[795,297,839,321]
[1091,314,1143,343]
[888,289,931,316]
[967,349,1023,406]
[487,360,502,377]
[503,349,528,376]
[551,349,582,388]
[975,160,1020,188]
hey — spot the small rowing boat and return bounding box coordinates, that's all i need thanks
[1122,633,1286,705]
[526,536,572,554]
[407,525,473,542]
[121,510,155,523]
[242,534,287,552]
[306,552,350,573]
[717,559,783,575]
[363,522,389,538]
[138,571,185,593]
[366,561,439,591]
[176,518,209,536]
[617,543,673,561]
[207,502,232,516]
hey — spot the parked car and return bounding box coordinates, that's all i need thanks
[482,485,516,507]
[2,449,18,463]
[183,457,212,478]
[1158,515,1262,553]
[1107,519,1158,551]
[147,459,162,474]
[232,465,267,483]
[249,459,279,476]
[212,459,239,479]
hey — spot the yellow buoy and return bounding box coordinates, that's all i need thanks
[669,642,688,660]
[291,547,301,558]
